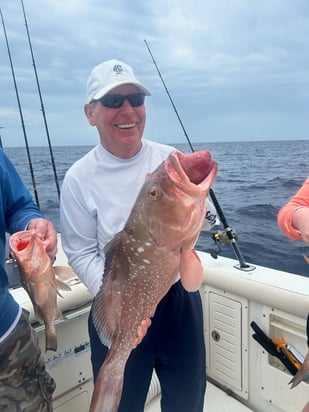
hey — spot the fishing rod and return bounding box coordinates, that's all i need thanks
[0,126,3,149]
[0,8,40,207]
[21,0,60,200]
[144,39,254,271]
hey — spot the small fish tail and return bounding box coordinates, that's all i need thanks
[44,321,58,352]
[45,331,57,352]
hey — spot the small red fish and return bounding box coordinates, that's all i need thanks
[9,229,72,351]
[90,149,217,412]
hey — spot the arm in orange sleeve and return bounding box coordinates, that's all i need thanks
[277,177,309,241]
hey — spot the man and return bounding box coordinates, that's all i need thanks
[0,149,57,411]
[60,59,218,411]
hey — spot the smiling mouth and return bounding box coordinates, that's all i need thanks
[116,123,137,129]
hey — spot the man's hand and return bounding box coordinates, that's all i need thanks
[133,318,152,349]
[28,218,57,261]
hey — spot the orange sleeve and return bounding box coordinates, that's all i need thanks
[277,177,309,240]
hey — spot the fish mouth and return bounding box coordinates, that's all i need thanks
[10,229,37,254]
[167,150,217,193]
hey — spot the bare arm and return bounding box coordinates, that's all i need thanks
[278,177,309,241]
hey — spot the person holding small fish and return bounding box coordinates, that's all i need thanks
[60,59,219,412]
[0,149,57,411]
[278,176,309,412]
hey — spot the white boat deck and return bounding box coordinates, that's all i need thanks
[10,240,309,412]
[145,381,253,411]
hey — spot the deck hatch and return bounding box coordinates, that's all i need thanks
[203,287,249,400]
[209,292,242,390]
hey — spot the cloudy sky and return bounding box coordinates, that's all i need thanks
[0,0,308,147]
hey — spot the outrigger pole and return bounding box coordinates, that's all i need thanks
[21,0,60,200]
[0,8,40,207]
[144,39,254,271]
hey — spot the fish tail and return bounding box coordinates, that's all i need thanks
[45,322,57,352]
[89,353,127,412]
[45,330,57,352]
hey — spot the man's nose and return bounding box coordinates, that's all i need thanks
[120,99,135,111]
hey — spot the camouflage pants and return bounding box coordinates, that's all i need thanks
[0,309,55,412]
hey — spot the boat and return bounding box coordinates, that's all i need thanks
[2,5,308,409]
[2,10,308,408]
[7,234,309,412]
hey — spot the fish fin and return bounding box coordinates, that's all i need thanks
[54,265,75,280]
[93,232,129,348]
[51,267,72,294]
[55,278,72,292]
[289,350,309,388]
[179,248,203,291]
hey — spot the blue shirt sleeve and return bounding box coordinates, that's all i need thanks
[0,150,43,234]
[0,149,44,336]
[0,150,43,279]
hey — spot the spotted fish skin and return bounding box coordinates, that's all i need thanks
[90,149,217,412]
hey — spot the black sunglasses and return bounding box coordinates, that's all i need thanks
[97,93,146,109]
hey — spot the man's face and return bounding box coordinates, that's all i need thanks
[84,84,146,159]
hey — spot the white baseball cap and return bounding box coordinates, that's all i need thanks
[86,59,152,103]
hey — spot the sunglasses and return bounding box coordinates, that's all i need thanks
[97,93,146,109]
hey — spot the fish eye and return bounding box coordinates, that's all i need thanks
[149,188,157,198]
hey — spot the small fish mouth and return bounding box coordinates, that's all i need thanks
[10,230,36,253]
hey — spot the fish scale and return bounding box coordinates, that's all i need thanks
[90,149,217,412]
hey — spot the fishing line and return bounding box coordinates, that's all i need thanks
[0,8,40,208]
[144,39,254,271]
[21,0,60,200]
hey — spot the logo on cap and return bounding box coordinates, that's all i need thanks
[113,64,123,75]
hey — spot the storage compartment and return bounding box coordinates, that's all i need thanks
[54,386,92,412]
[203,286,249,400]
[34,304,93,403]
[259,307,308,411]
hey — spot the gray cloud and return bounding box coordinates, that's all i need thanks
[0,0,308,147]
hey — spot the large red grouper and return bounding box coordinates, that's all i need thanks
[90,149,218,412]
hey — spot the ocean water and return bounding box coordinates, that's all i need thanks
[4,139,309,278]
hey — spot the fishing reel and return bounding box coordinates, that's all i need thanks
[209,228,238,259]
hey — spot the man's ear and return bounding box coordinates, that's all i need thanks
[84,103,96,126]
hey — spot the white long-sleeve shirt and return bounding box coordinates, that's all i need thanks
[60,140,218,296]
